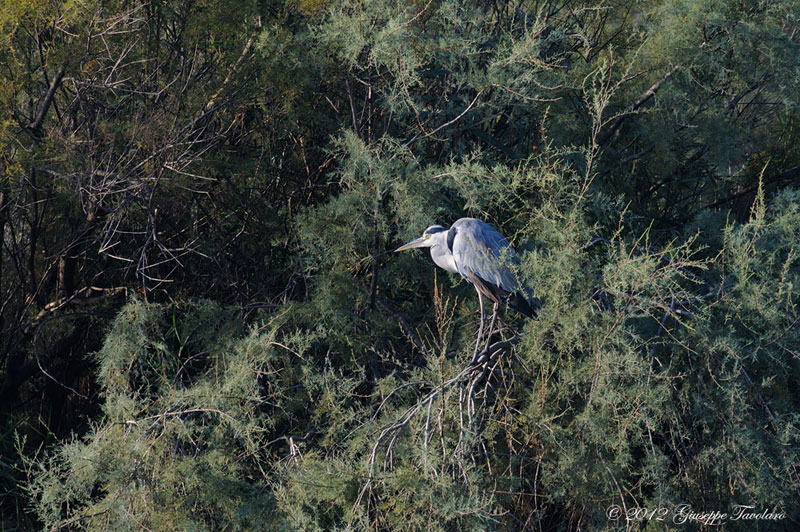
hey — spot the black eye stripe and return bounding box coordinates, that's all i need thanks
[424,225,446,235]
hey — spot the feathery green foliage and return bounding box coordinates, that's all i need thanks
[29,186,800,530]
[2,0,798,530]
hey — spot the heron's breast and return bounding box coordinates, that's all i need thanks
[430,246,458,274]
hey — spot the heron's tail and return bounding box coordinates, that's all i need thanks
[508,293,541,319]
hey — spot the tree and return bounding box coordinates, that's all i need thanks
[4,0,799,529]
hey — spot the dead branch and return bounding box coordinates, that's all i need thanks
[600,66,678,143]
[353,334,520,513]
[23,286,127,334]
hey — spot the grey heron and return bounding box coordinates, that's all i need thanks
[395,217,539,364]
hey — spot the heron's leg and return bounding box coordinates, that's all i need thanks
[483,302,499,352]
[470,289,485,366]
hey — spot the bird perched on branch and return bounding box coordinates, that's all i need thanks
[395,217,539,364]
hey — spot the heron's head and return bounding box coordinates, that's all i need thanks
[395,225,446,252]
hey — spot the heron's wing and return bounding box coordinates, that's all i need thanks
[451,218,521,295]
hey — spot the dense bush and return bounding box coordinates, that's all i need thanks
[2,0,798,530]
[28,184,800,530]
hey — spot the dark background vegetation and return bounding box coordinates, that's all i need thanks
[1,0,798,530]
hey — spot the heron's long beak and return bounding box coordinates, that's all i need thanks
[395,237,427,252]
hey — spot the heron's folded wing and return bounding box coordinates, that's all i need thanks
[451,219,520,294]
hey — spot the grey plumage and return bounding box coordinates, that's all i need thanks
[395,217,539,318]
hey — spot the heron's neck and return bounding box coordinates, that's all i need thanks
[429,233,458,273]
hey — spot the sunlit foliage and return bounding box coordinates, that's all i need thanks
[2,0,798,530]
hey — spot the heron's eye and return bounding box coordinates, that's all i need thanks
[424,234,430,239]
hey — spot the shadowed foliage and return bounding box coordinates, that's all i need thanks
[1,0,798,530]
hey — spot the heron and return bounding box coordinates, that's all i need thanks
[395,217,539,364]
